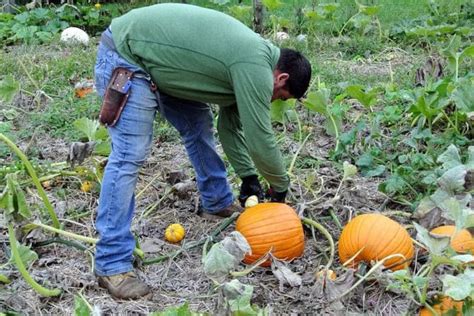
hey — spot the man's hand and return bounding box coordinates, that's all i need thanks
[238,175,264,206]
[266,187,287,203]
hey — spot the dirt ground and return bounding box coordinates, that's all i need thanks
[0,101,421,315]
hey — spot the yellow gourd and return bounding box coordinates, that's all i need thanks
[165,223,185,243]
[80,181,92,192]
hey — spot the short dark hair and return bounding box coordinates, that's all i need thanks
[276,48,311,99]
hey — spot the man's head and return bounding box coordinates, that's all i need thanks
[272,48,311,101]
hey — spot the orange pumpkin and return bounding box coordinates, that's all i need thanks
[235,203,304,267]
[338,213,414,271]
[430,225,474,253]
[419,297,463,316]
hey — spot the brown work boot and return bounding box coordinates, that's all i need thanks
[199,201,243,220]
[97,271,151,300]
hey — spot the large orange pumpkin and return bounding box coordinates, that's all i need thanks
[235,203,304,267]
[338,213,414,271]
[430,225,474,253]
[419,297,463,316]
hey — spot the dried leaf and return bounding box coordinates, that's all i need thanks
[74,80,94,98]
[67,141,95,167]
[271,259,302,290]
[221,231,251,261]
[323,269,356,302]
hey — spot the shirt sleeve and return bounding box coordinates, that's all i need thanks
[223,63,289,192]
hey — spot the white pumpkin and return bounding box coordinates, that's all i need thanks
[60,27,90,46]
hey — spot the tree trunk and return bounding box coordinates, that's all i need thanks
[253,0,264,34]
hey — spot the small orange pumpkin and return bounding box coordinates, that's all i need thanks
[419,296,463,316]
[338,213,414,271]
[430,225,474,253]
[235,203,304,267]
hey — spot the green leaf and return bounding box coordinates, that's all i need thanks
[210,0,231,5]
[151,302,197,316]
[321,3,339,14]
[440,196,473,230]
[93,141,111,157]
[73,118,100,141]
[223,279,257,316]
[359,5,380,16]
[437,165,467,193]
[94,125,109,141]
[451,77,474,113]
[5,173,31,220]
[8,241,38,267]
[413,222,450,255]
[0,274,11,284]
[451,254,474,263]
[342,161,357,180]
[437,144,462,170]
[203,232,250,283]
[460,45,474,60]
[302,91,329,114]
[467,146,474,170]
[0,75,20,103]
[379,174,406,194]
[262,0,282,11]
[365,165,385,177]
[74,295,91,316]
[270,99,296,124]
[345,85,377,108]
[442,270,473,301]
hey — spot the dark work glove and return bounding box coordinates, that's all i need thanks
[238,175,264,206]
[266,187,287,203]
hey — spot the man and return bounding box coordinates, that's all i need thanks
[94,3,311,299]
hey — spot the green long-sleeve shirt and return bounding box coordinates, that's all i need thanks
[110,3,289,192]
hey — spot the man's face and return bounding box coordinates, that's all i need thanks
[271,70,293,102]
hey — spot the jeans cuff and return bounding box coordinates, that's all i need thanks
[94,264,133,277]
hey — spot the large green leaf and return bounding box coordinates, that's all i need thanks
[74,295,91,316]
[442,269,474,301]
[151,302,200,316]
[262,0,282,11]
[451,77,474,113]
[414,222,450,255]
[0,75,20,103]
[437,165,467,193]
[270,99,296,124]
[437,144,463,170]
[3,173,31,220]
[223,279,258,316]
[73,118,100,142]
[345,85,377,108]
[302,90,329,114]
[8,241,38,267]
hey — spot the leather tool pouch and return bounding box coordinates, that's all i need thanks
[99,67,134,127]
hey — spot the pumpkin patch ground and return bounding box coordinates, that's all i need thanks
[1,1,473,315]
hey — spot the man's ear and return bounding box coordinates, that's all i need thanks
[274,72,290,88]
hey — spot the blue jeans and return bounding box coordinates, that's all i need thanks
[94,30,234,276]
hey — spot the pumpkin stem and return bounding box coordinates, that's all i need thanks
[301,217,335,270]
